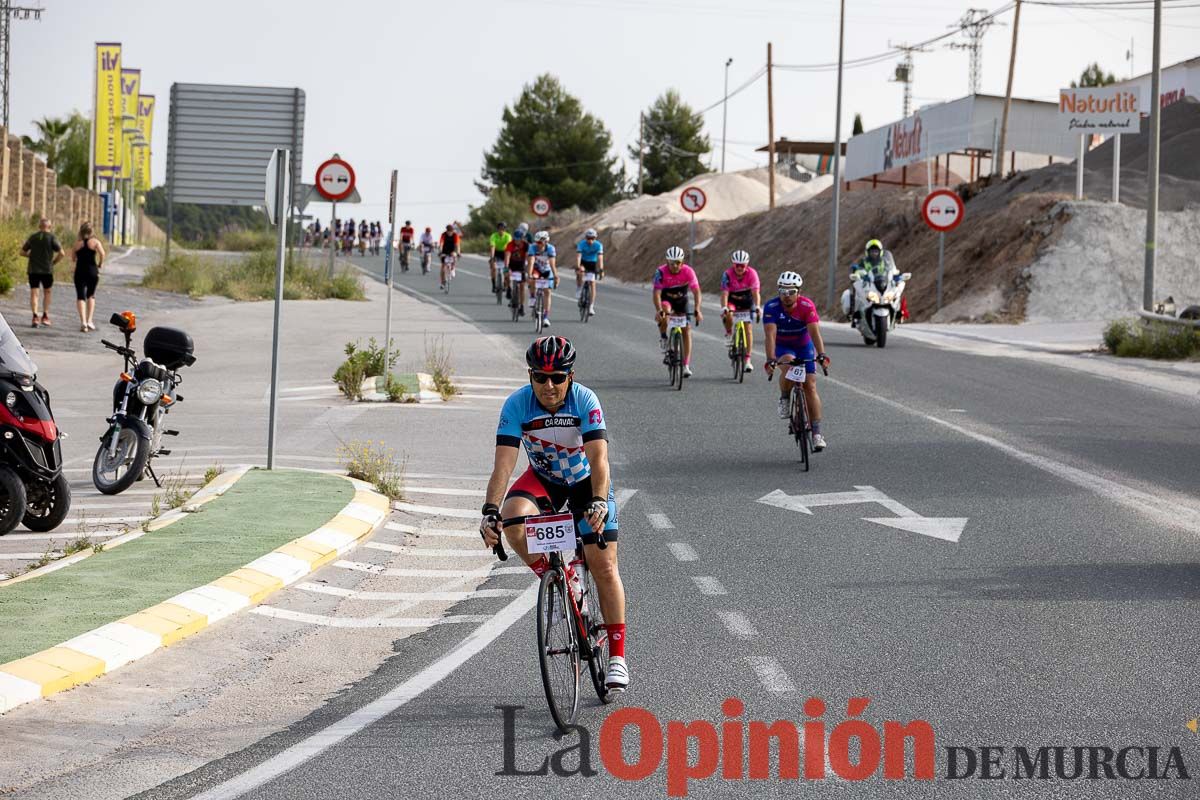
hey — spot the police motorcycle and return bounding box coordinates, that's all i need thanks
[840,251,911,348]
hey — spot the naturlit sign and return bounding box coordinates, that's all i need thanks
[1058,86,1142,133]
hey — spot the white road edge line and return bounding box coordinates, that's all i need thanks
[192,581,539,800]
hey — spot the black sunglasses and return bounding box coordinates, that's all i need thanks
[530,371,571,385]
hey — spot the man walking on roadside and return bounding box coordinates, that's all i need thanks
[21,218,63,328]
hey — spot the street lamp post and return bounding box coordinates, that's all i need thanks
[827,0,847,311]
[721,57,733,173]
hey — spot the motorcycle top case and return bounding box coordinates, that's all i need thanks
[143,327,195,370]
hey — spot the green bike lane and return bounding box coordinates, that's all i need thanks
[142,253,1199,799]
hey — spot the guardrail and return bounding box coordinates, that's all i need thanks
[1137,310,1200,329]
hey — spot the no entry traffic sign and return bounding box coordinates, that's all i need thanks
[315,157,356,202]
[531,196,552,217]
[922,189,964,232]
[680,186,707,214]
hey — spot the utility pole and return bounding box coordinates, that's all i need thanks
[0,1,44,128]
[827,0,846,311]
[767,42,775,209]
[1143,0,1162,311]
[721,57,732,173]
[637,111,644,195]
[950,8,999,95]
[997,0,1021,177]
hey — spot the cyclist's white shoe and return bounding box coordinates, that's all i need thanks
[812,433,827,451]
[778,397,790,419]
[744,357,753,371]
[682,365,693,378]
[659,337,668,353]
[542,316,551,327]
[575,287,582,300]
[588,305,595,316]
[723,333,732,346]
[606,655,629,692]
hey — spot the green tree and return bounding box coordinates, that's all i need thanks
[144,185,269,245]
[629,89,710,196]
[852,113,865,136]
[481,74,620,213]
[465,186,532,237]
[22,116,71,171]
[1070,63,1116,88]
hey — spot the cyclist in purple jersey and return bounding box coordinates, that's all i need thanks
[763,271,831,450]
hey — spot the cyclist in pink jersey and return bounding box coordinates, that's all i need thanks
[720,249,762,372]
[652,246,703,378]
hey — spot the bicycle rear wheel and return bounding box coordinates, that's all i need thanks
[791,385,810,471]
[581,565,611,704]
[667,331,682,389]
[511,288,521,322]
[534,294,544,333]
[537,570,581,731]
[579,282,591,323]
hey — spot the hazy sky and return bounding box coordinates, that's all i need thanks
[12,0,1200,225]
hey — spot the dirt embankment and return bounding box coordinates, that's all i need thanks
[555,181,1071,323]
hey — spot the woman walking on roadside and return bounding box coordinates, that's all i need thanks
[71,222,105,332]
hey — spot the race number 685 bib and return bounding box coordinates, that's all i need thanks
[525,513,575,554]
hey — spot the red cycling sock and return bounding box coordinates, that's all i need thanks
[529,556,550,578]
[606,623,627,658]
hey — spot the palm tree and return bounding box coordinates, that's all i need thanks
[21,116,72,170]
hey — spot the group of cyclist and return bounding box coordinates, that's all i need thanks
[472,236,909,697]
[483,221,604,327]
[305,219,387,256]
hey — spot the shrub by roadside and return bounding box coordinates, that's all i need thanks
[424,334,459,400]
[1103,318,1200,360]
[142,249,365,301]
[338,439,406,501]
[334,338,398,400]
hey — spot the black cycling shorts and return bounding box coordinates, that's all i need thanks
[580,261,600,274]
[725,291,754,312]
[660,292,690,316]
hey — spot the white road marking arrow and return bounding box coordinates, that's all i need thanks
[757,485,966,543]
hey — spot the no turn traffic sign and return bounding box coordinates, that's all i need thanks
[922,189,964,232]
[531,196,552,217]
[680,186,707,214]
[315,157,356,202]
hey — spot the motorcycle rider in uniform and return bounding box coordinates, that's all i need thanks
[847,239,908,326]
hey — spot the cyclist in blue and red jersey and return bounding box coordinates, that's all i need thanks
[479,337,629,692]
[720,249,762,372]
[652,245,703,377]
[763,271,831,451]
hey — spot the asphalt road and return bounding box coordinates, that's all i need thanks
[144,251,1199,799]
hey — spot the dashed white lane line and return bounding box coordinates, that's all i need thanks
[403,486,487,498]
[647,513,674,530]
[393,501,478,519]
[251,606,492,628]
[691,576,728,595]
[667,542,699,562]
[386,523,476,539]
[365,543,493,558]
[746,656,797,693]
[193,582,541,800]
[717,611,758,640]
[294,582,524,601]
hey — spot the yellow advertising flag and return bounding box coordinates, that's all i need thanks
[119,68,140,179]
[136,95,154,191]
[93,43,121,175]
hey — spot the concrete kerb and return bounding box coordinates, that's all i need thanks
[0,466,253,589]
[0,471,390,714]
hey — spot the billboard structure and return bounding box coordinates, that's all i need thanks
[165,83,305,252]
[92,43,122,179]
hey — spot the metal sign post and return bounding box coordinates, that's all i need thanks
[679,187,708,265]
[1076,134,1085,201]
[265,147,291,470]
[922,189,964,313]
[689,212,696,265]
[382,169,398,390]
[1112,134,1121,203]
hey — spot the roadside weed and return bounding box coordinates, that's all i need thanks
[337,440,407,501]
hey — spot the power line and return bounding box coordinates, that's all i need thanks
[949,8,1001,94]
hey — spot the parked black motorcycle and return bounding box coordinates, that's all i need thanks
[0,314,70,534]
[93,312,195,495]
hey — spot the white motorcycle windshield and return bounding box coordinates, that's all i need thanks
[0,314,37,379]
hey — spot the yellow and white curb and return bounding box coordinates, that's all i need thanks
[0,475,389,714]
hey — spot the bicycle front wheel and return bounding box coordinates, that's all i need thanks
[791,385,810,471]
[670,331,684,391]
[537,570,581,731]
